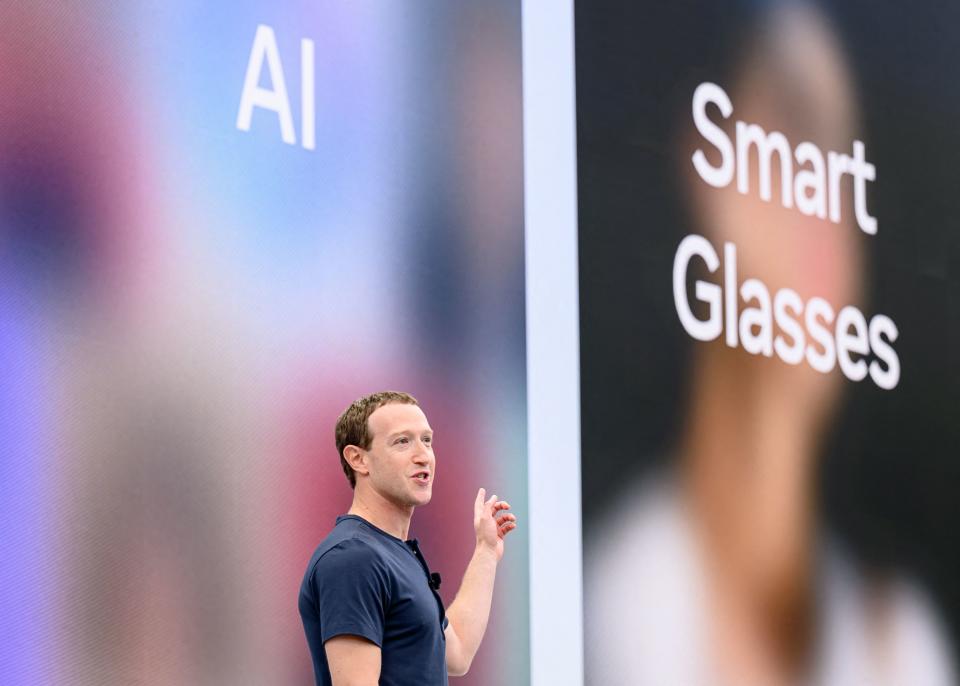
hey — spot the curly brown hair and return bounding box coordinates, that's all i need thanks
[334,391,419,488]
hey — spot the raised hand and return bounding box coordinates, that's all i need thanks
[474,487,518,561]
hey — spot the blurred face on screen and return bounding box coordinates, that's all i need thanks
[685,2,861,427]
[363,402,436,508]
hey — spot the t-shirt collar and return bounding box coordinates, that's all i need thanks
[336,513,417,546]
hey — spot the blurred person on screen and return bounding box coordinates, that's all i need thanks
[584,3,955,685]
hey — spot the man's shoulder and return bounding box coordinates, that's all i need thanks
[318,533,384,565]
[299,523,396,619]
[309,521,393,578]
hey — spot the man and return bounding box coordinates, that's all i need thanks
[298,391,518,685]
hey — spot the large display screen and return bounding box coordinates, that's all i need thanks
[0,4,527,684]
[577,2,959,684]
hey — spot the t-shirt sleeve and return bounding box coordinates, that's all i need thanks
[312,538,390,647]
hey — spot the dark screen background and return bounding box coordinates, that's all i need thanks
[576,0,960,654]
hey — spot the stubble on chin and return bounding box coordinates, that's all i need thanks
[384,482,431,510]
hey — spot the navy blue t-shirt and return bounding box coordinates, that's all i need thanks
[298,515,449,686]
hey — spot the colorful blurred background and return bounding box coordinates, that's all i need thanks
[0,2,527,684]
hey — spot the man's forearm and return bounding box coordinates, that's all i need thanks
[446,544,499,668]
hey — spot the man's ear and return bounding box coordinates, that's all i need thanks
[343,445,370,478]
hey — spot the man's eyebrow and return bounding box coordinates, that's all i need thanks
[387,428,433,437]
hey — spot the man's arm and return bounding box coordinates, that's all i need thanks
[324,635,381,686]
[444,488,518,676]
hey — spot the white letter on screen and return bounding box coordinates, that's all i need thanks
[836,305,869,381]
[301,38,316,150]
[674,234,723,342]
[869,314,900,390]
[237,24,296,145]
[691,82,734,188]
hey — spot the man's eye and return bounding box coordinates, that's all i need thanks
[396,437,408,445]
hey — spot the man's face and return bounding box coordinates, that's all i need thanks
[364,403,435,508]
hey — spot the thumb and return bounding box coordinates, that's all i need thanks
[475,488,486,512]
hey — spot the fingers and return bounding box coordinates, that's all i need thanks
[473,490,517,541]
[474,488,487,517]
[497,515,517,539]
[475,489,513,519]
